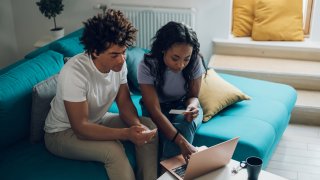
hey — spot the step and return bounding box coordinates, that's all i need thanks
[213,37,320,61]
[291,90,320,126]
[209,55,320,91]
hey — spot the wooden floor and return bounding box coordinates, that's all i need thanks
[266,124,320,180]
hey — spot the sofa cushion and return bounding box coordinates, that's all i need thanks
[0,50,64,149]
[0,140,136,180]
[252,0,304,41]
[30,75,58,143]
[25,28,84,59]
[125,47,150,94]
[220,73,297,113]
[232,0,255,37]
[108,94,142,116]
[220,73,296,141]
[50,37,84,57]
[199,69,250,122]
[221,99,288,137]
[0,58,31,75]
[194,115,276,168]
[194,73,296,168]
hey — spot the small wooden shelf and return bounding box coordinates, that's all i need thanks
[34,35,55,48]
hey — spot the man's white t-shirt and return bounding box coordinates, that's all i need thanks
[44,53,127,133]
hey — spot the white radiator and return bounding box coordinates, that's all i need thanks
[111,4,196,49]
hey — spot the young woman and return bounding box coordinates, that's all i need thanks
[138,21,207,161]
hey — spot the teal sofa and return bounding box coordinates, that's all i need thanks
[0,29,297,179]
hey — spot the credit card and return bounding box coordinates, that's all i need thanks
[169,109,186,114]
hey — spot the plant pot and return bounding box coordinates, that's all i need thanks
[50,27,64,40]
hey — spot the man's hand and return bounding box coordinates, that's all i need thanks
[126,125,157,146]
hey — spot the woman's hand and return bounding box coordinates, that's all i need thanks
[127,125,157,146]
[178,138,197,163]
[184,105,199,122]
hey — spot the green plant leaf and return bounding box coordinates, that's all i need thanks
[36,0,64,28]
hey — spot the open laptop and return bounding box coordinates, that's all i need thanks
[160,137,239,180]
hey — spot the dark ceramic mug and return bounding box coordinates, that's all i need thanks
[240,156,263,180]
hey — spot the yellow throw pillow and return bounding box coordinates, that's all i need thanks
[252,0,304,41]
[199,69,251,122]
[232,0,255,37]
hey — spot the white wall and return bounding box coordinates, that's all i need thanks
[0,0,18,68]
[310,0,320,41]
[1,0,231,68]
[107,0,232,61]
[11,0,101,61]
[3,0,317,68]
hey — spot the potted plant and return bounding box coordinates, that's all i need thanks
[36,0,64,39]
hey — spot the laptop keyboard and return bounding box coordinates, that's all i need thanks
[173,164,187,178]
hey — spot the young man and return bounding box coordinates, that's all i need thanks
[44,9,158,180]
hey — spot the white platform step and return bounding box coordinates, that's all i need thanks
[210,38,320,126]
[209,55,320,91]
[291,90,320,126]
[213,37,320,61]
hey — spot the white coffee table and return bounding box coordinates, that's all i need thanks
[157,159,287,180]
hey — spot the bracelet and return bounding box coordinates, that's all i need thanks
[171,130,180,142]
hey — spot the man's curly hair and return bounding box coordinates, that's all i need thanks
[80,9,137,58]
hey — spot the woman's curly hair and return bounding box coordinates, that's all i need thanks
[144,21,207,96]
[80,9,137,58]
